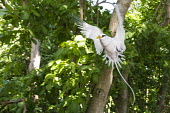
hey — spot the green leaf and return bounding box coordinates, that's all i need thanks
[41,25,47,34]
[51,65,58,70]
[45,74,55,80]
[48,60,55,67]
[28,29,35,37]
[32,10,40,17]
[73,48,80,56]
[79,65,90,70]
[21,11,29,20]
[69,101,80,113]
[46,82,53,91]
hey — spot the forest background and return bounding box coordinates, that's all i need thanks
[0,0,170,113]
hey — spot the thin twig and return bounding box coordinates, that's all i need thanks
[96,0,99,26]
[157,0,166,21]
[95,0,100,6]
[154,0,164,16]
[94,0,116,7]
[161,0,170,26]
[23,99,27,113]
[90,0,93,21]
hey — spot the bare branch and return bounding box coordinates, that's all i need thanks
[0,98,27,113]
[79,0,84,20]
[161,0,170,26]
[23,99,27,113]
[0,98,25,105]
[157,0,166,21]
[95,0,100,6]
[154,0,164,16]
[90,0,93,21]
[94,0,116,7]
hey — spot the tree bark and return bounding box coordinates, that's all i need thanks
[28,38,41,72]
[86,67,113,113]
[158,76,169,113]
[118,71,129,113]
[161,0,170,26]
[79,0,84,20]
[158,1,170,112]
[156,1,166,21]
[109,0,132,36]
[86,0,132,113]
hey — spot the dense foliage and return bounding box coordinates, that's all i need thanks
[0,0,169,112]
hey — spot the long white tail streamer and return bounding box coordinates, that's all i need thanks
[115,62,136,105]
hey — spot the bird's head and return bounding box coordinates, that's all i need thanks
[96,34,107,39]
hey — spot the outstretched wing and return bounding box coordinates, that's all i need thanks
[113,5,126,52]
[73,16,104,55]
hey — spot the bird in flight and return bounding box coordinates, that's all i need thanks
[74,5,126,68]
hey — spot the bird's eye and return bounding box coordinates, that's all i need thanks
[101,34,106,37]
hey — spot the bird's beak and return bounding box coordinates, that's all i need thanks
[96,36,102,39]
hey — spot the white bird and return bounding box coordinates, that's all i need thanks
[75,5,126,68]
[74,4,136,105]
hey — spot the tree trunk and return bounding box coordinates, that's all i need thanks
[86,0,132,113]
[118,71,129,113]
[21,0,41,72]
[161,0,170,26]
[86,67,113,113]
[158,76,169,113]
[166,0,170,23]
[158,1,170,112]
[28,38,41,72]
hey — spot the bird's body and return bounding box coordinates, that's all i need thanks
[99,36,125,67]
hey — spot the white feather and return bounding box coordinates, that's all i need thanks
[78,22,104,55]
